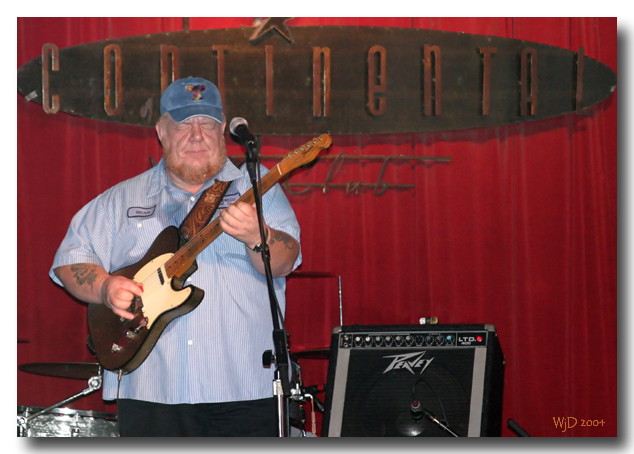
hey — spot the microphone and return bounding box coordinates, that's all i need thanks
[410,400,423,421]
[395,400,425,436]
[229,117,256,149]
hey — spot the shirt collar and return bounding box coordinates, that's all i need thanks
[146,157,242,198]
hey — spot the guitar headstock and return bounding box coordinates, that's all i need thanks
[278,134,332,175]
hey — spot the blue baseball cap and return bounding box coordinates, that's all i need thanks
[160,76,223,123]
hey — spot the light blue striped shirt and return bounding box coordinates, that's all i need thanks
[50,158,301,404]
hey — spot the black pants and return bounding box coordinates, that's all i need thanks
[117,397,278,437]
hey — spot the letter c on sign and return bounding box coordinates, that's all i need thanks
[42,43,60,114]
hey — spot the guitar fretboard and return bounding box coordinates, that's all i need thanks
[164,165,282,279]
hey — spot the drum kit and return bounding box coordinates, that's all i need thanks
[18,352,329,437]
[16,360,119,437]
[17,270,339,437]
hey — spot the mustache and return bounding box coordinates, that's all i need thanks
[164,145,227,185]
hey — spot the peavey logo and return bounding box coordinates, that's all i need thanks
[383,351,434,375]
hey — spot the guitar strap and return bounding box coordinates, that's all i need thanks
[179,179,232,242]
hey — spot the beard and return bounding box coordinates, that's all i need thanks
[163,141,228,186]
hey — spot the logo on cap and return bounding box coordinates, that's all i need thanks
[185,84,206,101]
[160,77,223,123]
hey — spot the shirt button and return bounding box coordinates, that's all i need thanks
[190,196,195,202]
[137,222,142,228]
[187,340,193,346]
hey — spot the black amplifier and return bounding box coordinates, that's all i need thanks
[321,324,505,437]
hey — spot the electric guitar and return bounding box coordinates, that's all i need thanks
[87,134,332,373]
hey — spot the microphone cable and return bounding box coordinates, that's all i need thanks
[411,378,451,429]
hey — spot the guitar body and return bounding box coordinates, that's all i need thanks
[87,226,204,373]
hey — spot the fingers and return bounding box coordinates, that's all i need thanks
[111,306,136,321]
[101,276,144,320]
[219,202,261,245]
[221,202,256,226]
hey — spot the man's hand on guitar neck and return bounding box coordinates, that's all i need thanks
[54,263,143,320]
[219,201,299,278]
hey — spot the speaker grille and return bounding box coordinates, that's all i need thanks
[322,324,504,437]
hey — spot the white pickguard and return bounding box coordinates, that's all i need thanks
[133,253,192,329]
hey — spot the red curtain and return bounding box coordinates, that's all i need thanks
[17,17,617,437]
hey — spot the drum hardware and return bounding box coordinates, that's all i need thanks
[290,384,326,436]
[287,270,344,325]
[17,363,105,436]
[17,406,118,437]
[291,388,318,436]
[286,356,326,437]
[18,362,101,380]
[290,375,326,436]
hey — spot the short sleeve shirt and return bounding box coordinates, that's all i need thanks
[50,158,301,404]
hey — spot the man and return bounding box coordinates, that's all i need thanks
[49,77,301,436]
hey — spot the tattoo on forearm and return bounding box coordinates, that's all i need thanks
[70,264,98,289]
[268,229,297,251]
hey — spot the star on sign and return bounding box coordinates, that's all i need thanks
[249,17,295,43]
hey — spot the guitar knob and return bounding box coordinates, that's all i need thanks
[132,317,148,334]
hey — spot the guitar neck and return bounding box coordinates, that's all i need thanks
[164,165,283,279]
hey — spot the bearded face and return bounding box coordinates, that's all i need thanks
[156,114,227,190]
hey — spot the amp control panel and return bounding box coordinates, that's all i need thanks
[337,326,490,350]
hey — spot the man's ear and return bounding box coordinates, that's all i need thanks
[155,120,164,143]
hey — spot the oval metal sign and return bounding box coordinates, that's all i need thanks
[17,25,616,135]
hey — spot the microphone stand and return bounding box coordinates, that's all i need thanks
[244,138,291,437]
[422,409,459,437]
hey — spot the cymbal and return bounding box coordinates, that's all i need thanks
[18,362,101,380]
[292,348,330,360]
[288,270,337,278]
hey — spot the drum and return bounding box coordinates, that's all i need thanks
[17,406,119,437]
